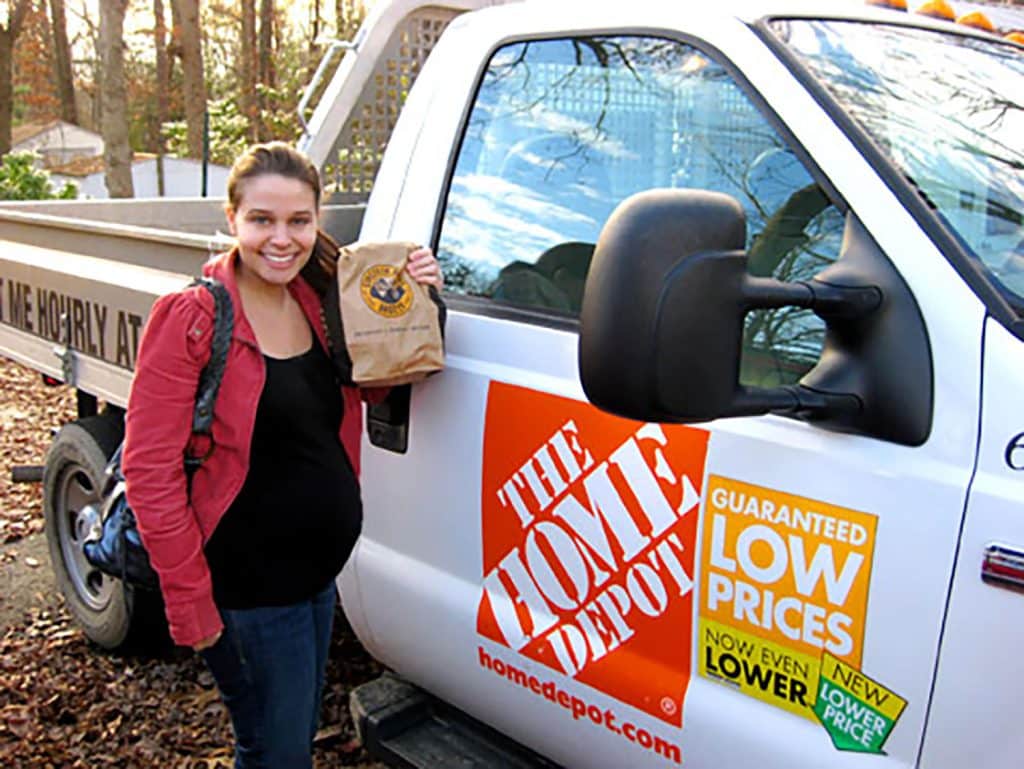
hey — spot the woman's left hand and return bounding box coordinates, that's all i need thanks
[406,247,444,290]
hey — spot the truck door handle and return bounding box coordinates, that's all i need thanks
[981,544,1024,592]
[366,384,411,454]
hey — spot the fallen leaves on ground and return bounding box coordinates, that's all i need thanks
[0,359,75,545]
[0,560,386,769]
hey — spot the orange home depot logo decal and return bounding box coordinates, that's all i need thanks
[476,382,709,727]
[698,476,878,721]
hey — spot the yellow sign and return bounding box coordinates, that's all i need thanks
[700,618,820,719]
[698,476,878,719]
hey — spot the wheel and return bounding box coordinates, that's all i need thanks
[42,413,169,651]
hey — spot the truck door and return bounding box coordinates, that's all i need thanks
[349,23,982,769]
[920,320,1024,768]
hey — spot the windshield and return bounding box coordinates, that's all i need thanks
[772,20,1024,305]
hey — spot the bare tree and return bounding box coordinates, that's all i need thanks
[154,0,168,194]
[308,0,320,79]
[99,0,133,197]
[336,0,357,39]
[258,0,274,139]
[66,0,101,130]
[49,0,77,124]
[240,0,258,141]
[173,0,206,158]
[0,0,31,155]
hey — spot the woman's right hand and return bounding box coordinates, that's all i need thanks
[193,629,223,652]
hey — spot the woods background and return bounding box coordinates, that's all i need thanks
[0,0,370,198]
[2,0,1023,201]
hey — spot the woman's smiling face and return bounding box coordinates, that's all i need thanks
[226,173,318,288]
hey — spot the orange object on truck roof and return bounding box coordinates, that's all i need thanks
[866,0,908,10]
[956,11,995,31]
[915,0,955,20]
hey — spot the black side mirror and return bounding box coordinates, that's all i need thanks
[578,189,932,445]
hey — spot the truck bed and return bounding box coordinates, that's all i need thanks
[0,198,364,406]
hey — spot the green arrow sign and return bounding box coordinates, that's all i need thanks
[813,652,907,753]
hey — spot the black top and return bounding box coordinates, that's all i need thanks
[204,340,362,609]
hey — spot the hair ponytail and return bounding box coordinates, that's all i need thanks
[300,228,340,297]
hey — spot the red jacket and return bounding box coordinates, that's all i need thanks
[123,250,375,647]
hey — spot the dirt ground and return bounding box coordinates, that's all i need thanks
[0,357,386,768]
[0,533,61,633]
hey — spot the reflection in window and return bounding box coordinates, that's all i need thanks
[438,36,843,384]
[775,20,1024,305]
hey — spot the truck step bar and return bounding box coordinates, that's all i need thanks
[350,674,558,769]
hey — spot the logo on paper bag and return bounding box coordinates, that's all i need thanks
[476,382,709,726]
[360,264,412,318]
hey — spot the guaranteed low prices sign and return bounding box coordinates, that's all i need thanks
[477,383,709,726]
[698,476,902,753]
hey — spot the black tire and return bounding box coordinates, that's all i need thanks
[42,413,170,652]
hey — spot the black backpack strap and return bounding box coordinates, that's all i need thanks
[88,280,231,587]
[320,279,355,386]
[189,277,233,436]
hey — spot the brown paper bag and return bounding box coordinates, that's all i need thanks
[336,241,445,387]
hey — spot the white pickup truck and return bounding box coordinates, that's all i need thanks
[2,1,1022,767]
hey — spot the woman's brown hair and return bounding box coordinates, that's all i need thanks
[226,141,339,296]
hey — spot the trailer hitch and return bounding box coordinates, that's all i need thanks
[52,311,76,386]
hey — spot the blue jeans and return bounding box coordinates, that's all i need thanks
[200,581,337,769]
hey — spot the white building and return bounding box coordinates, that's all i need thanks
[12,121,104,167]
[49,154,231,199]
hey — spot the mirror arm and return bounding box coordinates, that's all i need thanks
[742,276,882,320]
[732,384,861,422]
[742,276,813,308]
[726,277,876,424]
[773,385,863,420]
[801,280,883,321]
[733,385,800,416]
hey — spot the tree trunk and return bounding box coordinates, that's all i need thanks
[240,0,258,141]
[74,3,101,132]
[154,0,169,195]
[257,0,275,140]
[335,0,359,41]
[0,28,12,158]
[99,0,133,197]
[173,0,206,159]
[308,0,320,79]
[48,0,77,124]
[0,1,31,156]
[335,0,345,37]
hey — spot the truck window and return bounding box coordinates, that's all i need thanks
[436,35,844,386]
